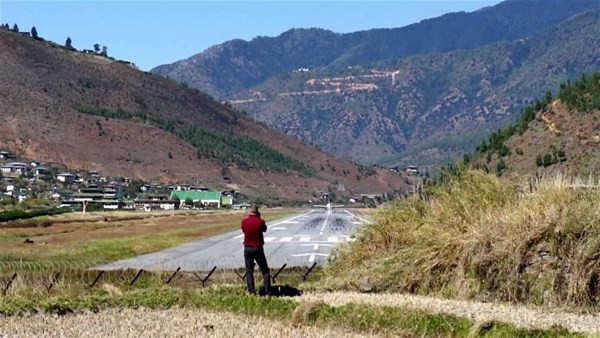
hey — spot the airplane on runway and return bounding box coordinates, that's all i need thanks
[313,202,344,211]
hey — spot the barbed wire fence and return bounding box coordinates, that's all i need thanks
[0,259,320,296]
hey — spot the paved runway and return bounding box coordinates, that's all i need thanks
[97,209,370,272]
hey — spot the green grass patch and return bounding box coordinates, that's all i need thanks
[0,285,583,337]
[0,208,71,224]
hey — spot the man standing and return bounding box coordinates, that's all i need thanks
[241,205,271,296]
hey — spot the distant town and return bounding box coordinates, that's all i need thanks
[0,150,420,212]
[0,150,247,212]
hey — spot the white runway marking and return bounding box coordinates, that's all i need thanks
[300,243,333,247]
[327,237,338,243]
[234,234,244,239]
[309,255,315,263]
[352,221,361,224]
[269,211,314,226]
[319,231,323,235]
[264,237,276,242]
[281,221,299,224]
[280,237,293,242]
[292,253,329,258]
[344,210,371,224]
[313,244,319,250]
[271,227,287,230]
[299,237,311,242]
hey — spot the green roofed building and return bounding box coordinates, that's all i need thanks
[170,190,222,208]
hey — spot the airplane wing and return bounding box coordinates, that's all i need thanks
[313,205,327,208]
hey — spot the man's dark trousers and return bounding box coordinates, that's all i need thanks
[244,246,271,295]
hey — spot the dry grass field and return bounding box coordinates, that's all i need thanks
[0,209,296,263]
[0,307,379,338]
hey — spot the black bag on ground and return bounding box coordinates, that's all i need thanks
[259,284,303,297]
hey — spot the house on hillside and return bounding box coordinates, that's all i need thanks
[33,167,51,179]
[170,190,223,208]
[0,151,14,159]
[57,173,76,184]
[1,162,28,175]
[406,166,419,175]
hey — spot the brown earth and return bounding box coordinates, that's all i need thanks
[0,30,406,201]
[494,100,599,176]
[0,209,294,262]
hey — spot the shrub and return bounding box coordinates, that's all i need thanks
[323,171,600,307]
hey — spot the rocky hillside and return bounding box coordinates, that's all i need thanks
[0,28,405,201]
[231,10,600,169]
[151,0,598,99]
[472,72,600,177]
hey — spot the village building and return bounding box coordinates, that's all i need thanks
[57,173,77,184]
[170,190,226,208]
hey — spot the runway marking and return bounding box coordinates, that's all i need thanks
[313,244,319,250]
[234,234,244,239]
[309,255,315,263]
[299,237,310,242]
[271,227,287,230]
[292,253,329,258]
[280,237,293,242]
[327,237,338,243]
[300,243,333,247]
[352,221,362,224]
[270,211,314,226]
[320,212,331,232]
[264,237,276,242]
[344,210,371,224]
[281,221,299,224]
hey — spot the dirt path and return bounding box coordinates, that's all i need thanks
[0,307,379,338]
[298,292,600,334]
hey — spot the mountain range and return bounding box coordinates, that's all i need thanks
[0,28,405,202]
[152,0,600,169]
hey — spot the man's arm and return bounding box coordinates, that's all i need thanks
[262,220,267,232]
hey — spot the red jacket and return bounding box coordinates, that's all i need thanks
[241,213,267,247]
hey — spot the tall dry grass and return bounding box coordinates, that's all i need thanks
[323,170,600,306]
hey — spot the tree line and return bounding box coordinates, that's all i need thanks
[1,22,109,57]
[76,106,316,177]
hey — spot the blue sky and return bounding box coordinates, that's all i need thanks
[0,1,501,71]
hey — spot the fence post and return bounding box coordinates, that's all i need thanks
[129,269,144,286]
[193,266,217,287]
[298,263,317,281]
[2,273,17,296]
[234,270,247,282]
[165,267,181,284]
[47,272,60,292]
[89,270,105,288]
[271,263,287,284]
